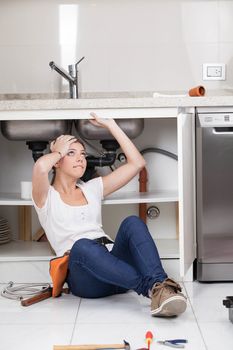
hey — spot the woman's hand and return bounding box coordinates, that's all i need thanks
[89,112,116,129]
[50,135,77,158]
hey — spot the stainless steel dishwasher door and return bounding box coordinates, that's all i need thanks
[196,112,233,281]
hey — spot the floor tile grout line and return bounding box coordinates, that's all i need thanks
[70,297,82,345]
[183,282,208,350]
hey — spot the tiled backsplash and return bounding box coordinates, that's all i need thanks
[0,0,232,94]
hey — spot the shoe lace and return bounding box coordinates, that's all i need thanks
[152,278,182,296]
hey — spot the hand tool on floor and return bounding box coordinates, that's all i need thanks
[21,287,69,306]
[157,339,188,348]
[53,340,130,350]
[21,287,52,306]
[145,331,153,350]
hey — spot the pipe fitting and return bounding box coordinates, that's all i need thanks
[147,206,160,219]
[86,152,117,167]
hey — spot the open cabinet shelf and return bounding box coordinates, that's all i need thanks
[0,238,179,262]
[0,241,54,261]
[0,190,178,206]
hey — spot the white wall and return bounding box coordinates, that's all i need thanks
[0,0,233,95]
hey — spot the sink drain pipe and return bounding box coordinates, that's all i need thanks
[82,140,119,182]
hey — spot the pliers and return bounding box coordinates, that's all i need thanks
[157,339,188,348]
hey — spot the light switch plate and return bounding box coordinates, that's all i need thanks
[203,63,226,81]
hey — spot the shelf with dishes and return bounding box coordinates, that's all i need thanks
[0,216,11,245]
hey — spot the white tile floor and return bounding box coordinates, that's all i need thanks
[0,281,233,350]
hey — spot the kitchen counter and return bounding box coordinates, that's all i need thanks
[0,91,232,120]
[1,94,233,110]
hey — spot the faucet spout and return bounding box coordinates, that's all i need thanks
[49,61,75,84]
[49,58,84,99]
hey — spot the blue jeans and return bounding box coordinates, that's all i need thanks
[67,215,167,298]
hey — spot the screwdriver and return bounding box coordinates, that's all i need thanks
[145,331,153,350]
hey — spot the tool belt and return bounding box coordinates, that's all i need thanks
[49,251,70,298]
[49,237,114,298]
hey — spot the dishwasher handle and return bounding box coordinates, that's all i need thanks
[213,127,233,134]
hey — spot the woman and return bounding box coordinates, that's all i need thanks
[32,113,187,317]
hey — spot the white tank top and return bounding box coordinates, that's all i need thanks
[32,177,111,256]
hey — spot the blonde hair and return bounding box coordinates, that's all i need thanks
[50,138,86,185]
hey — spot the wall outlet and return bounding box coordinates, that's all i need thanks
[203,63,226,81]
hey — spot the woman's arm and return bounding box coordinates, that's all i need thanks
[89,113,146,197]
[32,135,76,208]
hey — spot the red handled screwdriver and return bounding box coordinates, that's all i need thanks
[145,331,153,350]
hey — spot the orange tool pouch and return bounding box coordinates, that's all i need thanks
[49,252,70,298]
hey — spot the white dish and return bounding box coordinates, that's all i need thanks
[0,224,8,228]
[0,226,10,230]
[0,229,10,233]
[0,238,11,244]
[0,235,10,240]
[0,218,8,223]
[0,231,9,236]
[0,232,10,238]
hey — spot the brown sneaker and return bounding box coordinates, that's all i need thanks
[151,278,187,317]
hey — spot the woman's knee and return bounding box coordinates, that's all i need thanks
[121,215,144,227]
[119,215,148,240]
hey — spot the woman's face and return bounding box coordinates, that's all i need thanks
[58,141,87,179]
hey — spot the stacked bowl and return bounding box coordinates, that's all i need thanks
[0,217,11,245]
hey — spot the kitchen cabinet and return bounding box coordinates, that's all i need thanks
[0,101,196,283]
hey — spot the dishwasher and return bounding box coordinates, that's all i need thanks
[196,107,233,281]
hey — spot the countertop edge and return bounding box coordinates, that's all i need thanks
[0,95,233,111]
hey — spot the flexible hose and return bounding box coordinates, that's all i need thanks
[141,147,178,160]
[1,281,51,301]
